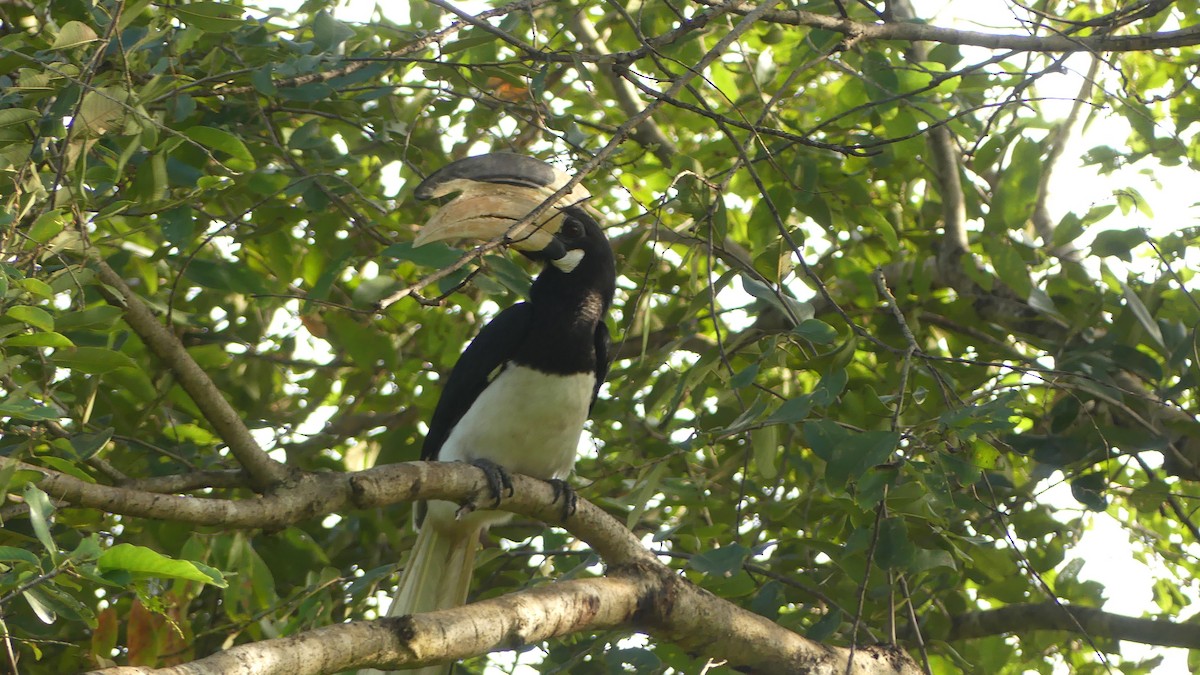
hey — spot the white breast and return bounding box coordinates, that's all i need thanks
[439,364,595,481]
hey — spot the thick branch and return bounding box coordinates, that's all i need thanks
[698,1,1200,52]
[949,602,1200,648]
[8,459,651,565]
[86,566,921,675]
[86,577,641,675]
[93,259,290,489]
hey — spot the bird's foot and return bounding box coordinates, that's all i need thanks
[470,458,514,508]
[547,478,577,521]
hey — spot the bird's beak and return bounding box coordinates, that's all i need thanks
[412,154,590,253]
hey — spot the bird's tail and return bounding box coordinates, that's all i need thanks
[390,521,479,619]
[383,521,480,675]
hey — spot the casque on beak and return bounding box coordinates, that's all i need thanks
[412,153,590,254]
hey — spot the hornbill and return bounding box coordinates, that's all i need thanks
[386,153,615,673]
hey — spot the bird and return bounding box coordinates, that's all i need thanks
[383,153,615,674]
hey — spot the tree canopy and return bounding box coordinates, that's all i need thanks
[1,0,1198,673]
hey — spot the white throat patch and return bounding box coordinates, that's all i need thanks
[552,249,585,273]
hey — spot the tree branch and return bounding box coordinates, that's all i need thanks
[566,12,679,166]
[1030,56,1099,263]
[697,1,1200,52]
[889,0,967,265]
[91,259,291,490]
[85,564,922,675]
[7,458,650,564]
[948,602,1200,648]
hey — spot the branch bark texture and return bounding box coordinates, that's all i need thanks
[86,563,921,675]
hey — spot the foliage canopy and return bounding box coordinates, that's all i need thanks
[1,0,1198,673]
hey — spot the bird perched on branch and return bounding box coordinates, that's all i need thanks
[385,153,615,674]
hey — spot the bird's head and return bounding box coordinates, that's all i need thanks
[412,153,608,276]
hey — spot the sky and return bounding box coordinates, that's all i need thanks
[244,1,1197,672]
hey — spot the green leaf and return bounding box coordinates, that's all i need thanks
[17,277,54,299]
[23,484,57,559]
[161,423,220,446]
[70,429,113,460]
[161,206,196,248]
[183,259,270,295]
[5,305,54,331]
[1070,473,1108,511]
[3,331,74,348]
[78,87,129,135]
[184,126,256,169]
[806,608,843,642]
[751,425,779,480]
[24,579,93,625]
[98,544,227,587]
[861,207,899,251]
[280,81,334,102]
[443,28,498,54]
[251,66,277,96]
[741,276,811,323]
[171,2,244,32]
[52,21,99,49]
[52,347,138,374]
[0,398,61,421]
[985,237,1032,298]
[909,547,957,574]
[1118,278,1165,350]
[730,363,759,389]
[793,319,837,344]
[34,456,95,483]
[382,241,463,268]
[876,517,916,570]
[811,369,848,407]
[69,535,102,563]
[625,462,668,530]
[689,543,751,577]
[763,395,811,425]
[938,392,1017,435]
[28,210,65,243]
[0,545,41,567]
[485,255,533,297]
[749,580,783,619]
[313,10,355,52]
[806,421,898,491]
[0,108,38,127]
[1090,228,1143,261]
[607,647,662,672]
[23,589,56,624]
[54,305,124,330]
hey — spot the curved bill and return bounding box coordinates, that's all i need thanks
[413,154,590,252]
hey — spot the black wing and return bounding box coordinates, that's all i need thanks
[590,323,611,412]
[421,303,534,461]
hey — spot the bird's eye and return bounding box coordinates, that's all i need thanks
[561,218,584,239]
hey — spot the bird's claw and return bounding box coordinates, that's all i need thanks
[548,478,577,521]
[470,458,514,508]
[454,502,476,520]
